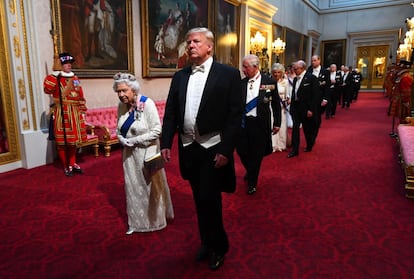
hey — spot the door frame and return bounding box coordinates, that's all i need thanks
[348,29,400,89]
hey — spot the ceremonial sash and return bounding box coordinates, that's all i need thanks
[120,95,147,137]
[241,96,258,128]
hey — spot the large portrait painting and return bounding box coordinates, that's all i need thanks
[214,0,240,68]
[321,39,346,68]
[284,27,303,67]
[141,0,211,77]
[51,0,133,77]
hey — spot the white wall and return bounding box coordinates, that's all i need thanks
[270,0,320,35]
[321,5,413,40]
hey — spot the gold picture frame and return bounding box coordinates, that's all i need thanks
[213,0,240,68]
[50,0,134,78]
[284,27,304,67]
[140,0,212,77]
[0,1,20,165]
[321,39,346,68]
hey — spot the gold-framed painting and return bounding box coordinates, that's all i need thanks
[0,0,20,165]
[321,39,346,68]
[284,27,303,67]
[50,0,134,78]
[141,0,212,77]
[213,0,240,68]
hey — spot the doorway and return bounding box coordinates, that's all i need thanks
[356,45,389,89]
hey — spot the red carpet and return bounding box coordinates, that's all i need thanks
[1,92,414,278]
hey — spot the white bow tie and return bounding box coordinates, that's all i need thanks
[192,65,205,73]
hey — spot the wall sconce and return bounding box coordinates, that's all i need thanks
[271,37,286,63]
[250,31,265,54]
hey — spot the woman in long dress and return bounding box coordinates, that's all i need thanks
[271,63,290,152]
[113,72,174,234]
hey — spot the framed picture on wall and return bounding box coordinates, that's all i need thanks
[51,0,134,78]
[141,0,211,77]
[321,39,346,68]
[302,35,308,61]
[284,27,302,67]
[214,0,240,68]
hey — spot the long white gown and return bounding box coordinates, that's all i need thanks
[117,97,174,232]
[272,78,290,152]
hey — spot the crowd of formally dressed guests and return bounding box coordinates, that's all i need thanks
[267,55,363,157]
[383,60,413,136]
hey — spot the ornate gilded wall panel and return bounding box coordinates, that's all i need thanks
[0,1,20,164]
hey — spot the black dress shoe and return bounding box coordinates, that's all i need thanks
[304,147,312,152]
[196,246,209,261]
[287,151,298,158]
[247,185,256,195]
[209,253,224,270]
[64,168,74,177]
[72,165,84,174]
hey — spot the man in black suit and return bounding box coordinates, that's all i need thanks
[327,63,342,118]
[352,68,363,101]
[236,54,281,195]
[161,27,242,270]
[340,66,354,109]
[307,55,330,147]
[288,60,320,158]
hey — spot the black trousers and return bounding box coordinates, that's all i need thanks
[342,88,353,107]
[291,107,316,153]
[183,142,229,256]
[329,88,340,116]
[236,117,267,188]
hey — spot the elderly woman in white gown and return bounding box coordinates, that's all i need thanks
[271,63,291,152]
[114,73,174,234]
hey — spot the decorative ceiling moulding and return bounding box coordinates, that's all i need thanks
[244,0,277,23]
[348,29,400,41]
[244,0,277,15]
[303,0,411,14]
[308,29,322,39]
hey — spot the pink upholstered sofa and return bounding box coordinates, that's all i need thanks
[85,100,166,157]
[85,107,118,157]
[397,117,414,198]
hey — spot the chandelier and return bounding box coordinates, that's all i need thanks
[271,37,286,63]
[271,37,286,55]
[250,31,265,54]
[397,2,414,62]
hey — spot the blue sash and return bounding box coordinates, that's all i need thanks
[120,95,147,137]
[241,96,258,128]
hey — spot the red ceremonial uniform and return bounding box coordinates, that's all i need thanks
[44,72,87,146]
[389,69,413,123]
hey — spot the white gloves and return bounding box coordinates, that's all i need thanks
[127,136,140,146]
[118,135,134,147]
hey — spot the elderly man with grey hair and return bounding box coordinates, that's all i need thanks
[287,60,320,158]
[237,54,281,194]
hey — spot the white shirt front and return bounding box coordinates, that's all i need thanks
[312,66,321,77]
[295,72,305,93]
[181,56,221,148]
